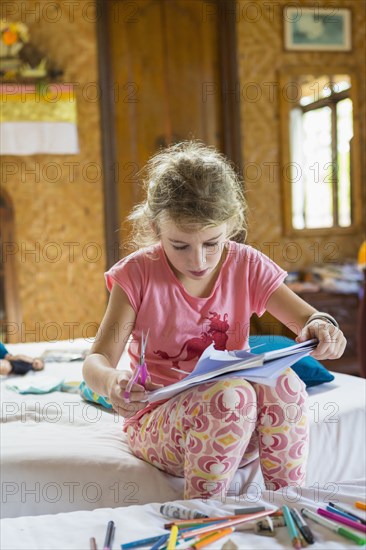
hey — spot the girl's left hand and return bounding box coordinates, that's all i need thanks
[296,320,347,361]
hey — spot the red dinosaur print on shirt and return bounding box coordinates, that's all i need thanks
[154,332,212,368]
[154,311,230,369]
[204,311,230,351]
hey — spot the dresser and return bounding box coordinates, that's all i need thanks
[251,290,360,376]
[295,291,360,376]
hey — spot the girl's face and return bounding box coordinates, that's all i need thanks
[159,220,229,282]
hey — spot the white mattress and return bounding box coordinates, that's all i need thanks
[1,481,365,549]
[1,339,365,519]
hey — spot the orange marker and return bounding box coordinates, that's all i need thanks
[355,501,366,511]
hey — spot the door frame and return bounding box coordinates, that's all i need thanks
[96,0,243,269]
[0,190,22,343]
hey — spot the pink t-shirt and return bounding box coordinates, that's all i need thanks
[104,241,287,430]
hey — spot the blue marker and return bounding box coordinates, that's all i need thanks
[327,505,363,523]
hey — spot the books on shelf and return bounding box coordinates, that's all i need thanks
[147,339,317,404]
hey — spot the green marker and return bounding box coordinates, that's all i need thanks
[301,507,366,546]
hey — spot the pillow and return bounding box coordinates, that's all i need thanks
[248,335,335,388]
[79,380,113,409]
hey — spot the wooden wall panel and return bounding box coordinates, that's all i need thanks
[1,0,105,342]
[236,0,366,271]
[108,0,222,249]
[2,0,365,343]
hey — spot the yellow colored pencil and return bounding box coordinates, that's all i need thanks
[192,527,233,550]
[355,501,366,511]
[167,525,179,550]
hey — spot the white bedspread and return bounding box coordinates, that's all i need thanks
[1,339,365,518]
[1,481,366,549]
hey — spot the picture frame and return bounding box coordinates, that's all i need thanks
[283,7,352,51]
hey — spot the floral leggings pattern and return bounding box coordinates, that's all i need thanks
[126,368,309,500]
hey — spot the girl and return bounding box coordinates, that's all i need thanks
[0,342,44,375]
[82,141,346,500]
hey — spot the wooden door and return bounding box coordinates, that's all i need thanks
[0,193,22,342]
[99,0,239,264]
[107,0,223,250]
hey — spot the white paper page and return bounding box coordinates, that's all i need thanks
[208,348,256,362]
[228,349,312,380]
[147,343,315,403]
[262,339,317,361]
[179,344,262,379]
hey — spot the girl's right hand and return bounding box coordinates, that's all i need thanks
[106,370,163,418]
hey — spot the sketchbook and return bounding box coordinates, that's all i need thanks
[146,339,317,403]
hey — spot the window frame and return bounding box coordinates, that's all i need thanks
[279,66,362,237]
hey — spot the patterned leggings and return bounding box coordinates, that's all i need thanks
[126,368,309,500]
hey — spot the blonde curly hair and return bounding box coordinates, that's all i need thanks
[127,141,247,248]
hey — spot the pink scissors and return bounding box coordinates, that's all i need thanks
[124,329,150,401]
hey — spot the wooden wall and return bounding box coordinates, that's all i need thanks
[1,0,365,342]
[1,0,106,342]
[236,0,366,270]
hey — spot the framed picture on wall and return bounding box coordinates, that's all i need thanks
[283,7,352,51]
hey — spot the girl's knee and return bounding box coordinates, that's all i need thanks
[274,368,307,404]
[284,367,305,387]
[199,379,257,423]
[203,378,256,402]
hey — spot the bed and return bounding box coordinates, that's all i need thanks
[1,481,365,549]
[1,339,365,519]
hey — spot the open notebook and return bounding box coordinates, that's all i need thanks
[147,339,317,403]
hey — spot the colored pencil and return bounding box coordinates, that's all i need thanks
[179,510,274,540]
[121,534,169,549]
[282,506,301,550]
[178,521,234,534]
[167,525,179,550]
[90,537,97,550]
[163,511,275,528]
[149,533,170,550]
[191,527,233,550]
[318,508,366,533]
[356,502,366,511]
[164,516,229,529]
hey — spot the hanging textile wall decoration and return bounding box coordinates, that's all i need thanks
[0,83,79,155]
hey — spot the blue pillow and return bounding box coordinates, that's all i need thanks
[248,335,334,388]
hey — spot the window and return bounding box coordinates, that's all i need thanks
[280,69,362,236]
